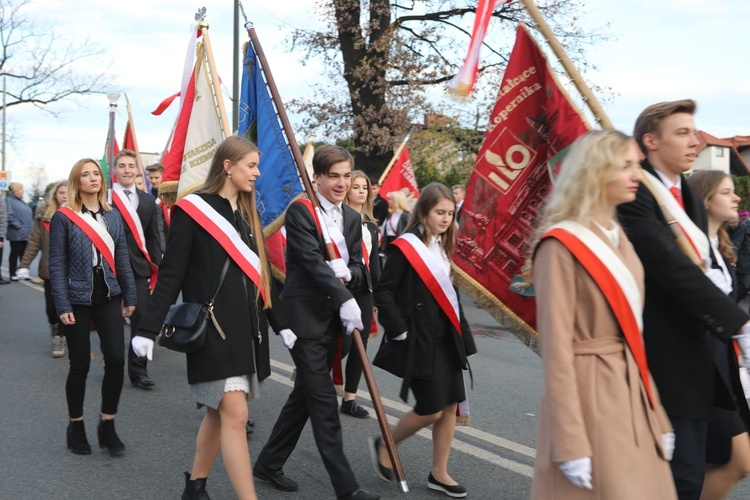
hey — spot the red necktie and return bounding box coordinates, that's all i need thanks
[669,186,684,209]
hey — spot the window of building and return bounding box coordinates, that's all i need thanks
[716,147,725,157]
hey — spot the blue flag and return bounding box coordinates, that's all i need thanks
[238,41,302,230]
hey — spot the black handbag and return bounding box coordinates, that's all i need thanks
[159,258,230,354]
[372,334,408,378]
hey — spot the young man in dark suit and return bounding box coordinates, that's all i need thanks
[113,150,163,389]
[370,177,388,225]
[618,99,750,499]
[254,146,378,500]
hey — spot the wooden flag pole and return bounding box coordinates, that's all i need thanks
[199,21,232,138]
[124,93,148,186]
[245,23,409,493]
[378,129,414,186]
[519,0,704,269]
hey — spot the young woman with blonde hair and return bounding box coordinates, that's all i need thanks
[687,170,750,500]
[335,170,381,418]
[49,159,137,456]
[18,180,69,357]
[528,129,676,499]
[132,135,292,500]
[382,190,410,251]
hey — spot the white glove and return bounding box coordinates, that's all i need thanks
[15,268,29,280]
[705,268,732,295]
[661,432,675,461]
[327,258,352,283]
[559,457,592,490]
[339,298,364,335]
[131,336,154,360]
[393,331,408,341]
[279,329,297,349]
[734,324,750,376]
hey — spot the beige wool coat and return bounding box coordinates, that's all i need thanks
[530,224,677,500]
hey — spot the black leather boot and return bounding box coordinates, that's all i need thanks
[182,471,211,500]
[66,420,91,455]
[97,418,125,456]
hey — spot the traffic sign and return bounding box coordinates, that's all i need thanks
[0,171,9,191]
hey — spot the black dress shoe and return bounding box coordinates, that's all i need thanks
[253,461,298,491]
[368,435,393,482]
[337,488,380,500]
[427,472,467,498]
[131,374,155,389]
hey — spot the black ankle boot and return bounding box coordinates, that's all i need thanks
[182,471,211,500]
[67,420,91,455]
[97,418,125,456]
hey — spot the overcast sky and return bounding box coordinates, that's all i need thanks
[5,0,750,189]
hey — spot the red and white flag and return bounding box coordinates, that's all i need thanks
[380,148,419,204]
[449,0,513,96]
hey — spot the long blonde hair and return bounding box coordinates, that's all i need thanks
[388,190,410,212]
[67,159,111,213]
[524,129,635,282]
[687,170,737,265]
[43,180,68,220]
[196,136,272,308]
[346,170,376,223]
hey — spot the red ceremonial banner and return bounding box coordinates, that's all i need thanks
[380,148,419,203]
[452,24,589,334]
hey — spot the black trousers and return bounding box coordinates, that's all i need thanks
[257,317,359,497]
[62,269,125,418]
[9,240,26,277]
[669,414,709,500]
[127,277,151,380]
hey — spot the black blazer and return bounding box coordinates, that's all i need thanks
[363,220,381,290]
[374,228,477,400]
[617,160,749,418]
[282,200,368,339]
[120,189,163,278]
[136,193,289,384]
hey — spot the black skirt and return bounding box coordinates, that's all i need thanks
[410,334,465,416]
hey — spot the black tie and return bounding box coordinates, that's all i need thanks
[124,189,133,202]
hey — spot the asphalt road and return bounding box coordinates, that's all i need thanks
[2,256,749,500]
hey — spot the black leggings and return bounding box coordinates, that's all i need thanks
[343,293,373,394]
[62,271,124,418]
[43,279,58,326]
[9,240,27,277]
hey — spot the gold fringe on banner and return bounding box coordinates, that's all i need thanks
[451,263,539,355]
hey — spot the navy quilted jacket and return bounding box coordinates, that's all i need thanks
[49,207,137,316]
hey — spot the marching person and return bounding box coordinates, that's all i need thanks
[451,184,466,223]
[6,182,33,281]
[382,190,410,252]
[131,136,293,500]
[371,182,477,498]
[49,158,137,456]
[253,145,378,500]
[618,100,750,499]
[111,149,163,390]
[528,130,676,498]
[686,170,750,500]
[335,170,381,419]
[146,162,170,250]
[17,180,68,357]
[370,177,388,225]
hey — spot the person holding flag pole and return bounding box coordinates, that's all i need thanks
[243,20,407,497]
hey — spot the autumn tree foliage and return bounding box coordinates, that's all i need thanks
[287,0,606,178]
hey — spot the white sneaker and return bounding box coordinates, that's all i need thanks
[52,336,66,358]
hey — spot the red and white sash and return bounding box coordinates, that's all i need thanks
[111,184,159,288]
[156,197,171,227]
[176,194,267,303]
[644,170,710,267]
[298,199,349,265]
[42,220,51,232]
[543,220,655,407]
[58,206,117,277]
[391,233,462,335]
